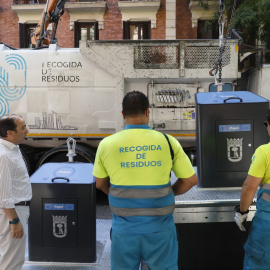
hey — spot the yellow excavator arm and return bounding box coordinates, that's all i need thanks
[31,0,67,48]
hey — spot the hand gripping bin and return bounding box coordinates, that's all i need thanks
[196,91,269,188]
[28,162,96,263]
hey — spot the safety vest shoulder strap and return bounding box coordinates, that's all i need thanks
[163,133,174,161]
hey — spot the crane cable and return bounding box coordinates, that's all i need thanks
[209,0,237,91]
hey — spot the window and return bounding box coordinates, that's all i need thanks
[123,21,151,40]
[74,22,99,48]
[19,23,37,48]
[197,20,218,39]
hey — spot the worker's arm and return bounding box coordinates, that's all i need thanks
[234,174,262,231]
[240,174,262,212]
[172,173,198,196]
[95,176,110,195]
[3,208,24,239]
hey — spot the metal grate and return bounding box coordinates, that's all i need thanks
[185,46,231,69]
[134,45,179,69]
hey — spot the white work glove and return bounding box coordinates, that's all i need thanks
[234,205,249,232]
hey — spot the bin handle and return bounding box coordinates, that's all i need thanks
[223,97,243,103]
[51,177,70,183]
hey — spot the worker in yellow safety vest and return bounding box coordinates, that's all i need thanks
[93,90,198,270]
[235,109,270,269]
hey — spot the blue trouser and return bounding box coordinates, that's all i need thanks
[244,215,270,269]
[111,225,178,270]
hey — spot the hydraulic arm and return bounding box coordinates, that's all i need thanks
[31,0,67,48]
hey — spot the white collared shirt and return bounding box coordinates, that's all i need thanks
[0,139,32,208]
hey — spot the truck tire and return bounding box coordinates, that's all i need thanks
[35,144,109,205]
[35,143,96,169]
[20,144,46,176]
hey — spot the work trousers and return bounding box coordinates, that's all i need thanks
[111,225,178,270]
[243,215,270,270]
[0,206,30,270]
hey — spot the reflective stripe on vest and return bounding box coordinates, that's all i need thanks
[110,203,175,217]
[255,183,270,220]
[110,185,173,199]
[262,183,270,190]
[261,192,270,202]
[109,185,175,216]
[259,183,270,202]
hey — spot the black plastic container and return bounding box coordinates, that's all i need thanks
[196,91,269,187]
[29,162,96,263]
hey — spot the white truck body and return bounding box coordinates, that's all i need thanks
[1,40,260,269]
[0,40,239,153]
[247,64,270,100]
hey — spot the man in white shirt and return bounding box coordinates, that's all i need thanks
[0,114,32,270]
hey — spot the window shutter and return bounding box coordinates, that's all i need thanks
[74,21,79,48]
[143,22,151,40]
[94,22,99,40]
[19,23,27,48]
[123,21,130,40]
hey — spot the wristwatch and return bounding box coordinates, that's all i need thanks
[9,217,20,224]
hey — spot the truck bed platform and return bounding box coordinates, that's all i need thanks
[23,182,256,270]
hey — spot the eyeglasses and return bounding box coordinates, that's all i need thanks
[264,121,268,128]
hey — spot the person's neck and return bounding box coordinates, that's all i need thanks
[125,116,148,126]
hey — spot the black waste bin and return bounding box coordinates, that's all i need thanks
[196,91,269,188]
[29,162,96,263]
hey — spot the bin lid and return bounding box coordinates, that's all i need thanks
[196,91,268,105]
[30,162,95,184]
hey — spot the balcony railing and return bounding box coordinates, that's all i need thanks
[13,0,105,4]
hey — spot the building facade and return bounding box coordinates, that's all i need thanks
[0,0,219,48]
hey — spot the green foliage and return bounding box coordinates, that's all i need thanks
[199,0,210,10]
[203,0,270,44]
[231,1,258,43]
[232,0,270,43]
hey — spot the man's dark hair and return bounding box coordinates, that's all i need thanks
[0,115,21,138]
[122,91,149,116]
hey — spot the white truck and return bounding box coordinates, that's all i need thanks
[247,64,270,99]
[0,39,240,173]
[2,40,265,269]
